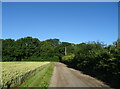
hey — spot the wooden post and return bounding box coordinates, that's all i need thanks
[65,46,67,56]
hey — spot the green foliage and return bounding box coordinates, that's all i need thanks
[2,37,120,88]
[62,54,75,64]
[61,40,120,88]
[19,63,54,88]
[2,37,62,62]
[22,56,59,62]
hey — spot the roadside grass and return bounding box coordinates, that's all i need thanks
[19,62,54,88]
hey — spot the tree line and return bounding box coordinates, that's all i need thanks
[61,39,120,89]
[2,37,64,61]
[2,36,120,88]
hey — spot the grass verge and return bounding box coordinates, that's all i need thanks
[19,62,54,88]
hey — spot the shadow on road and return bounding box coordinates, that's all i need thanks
[64,63,119,89]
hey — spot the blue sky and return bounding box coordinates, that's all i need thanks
[2,2,118,45]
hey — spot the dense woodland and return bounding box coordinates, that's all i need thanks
[2,36,120,88]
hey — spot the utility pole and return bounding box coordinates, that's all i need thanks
[65,46,67,56]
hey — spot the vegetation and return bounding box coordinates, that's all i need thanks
[61,40,120,88]
[2,37,63,61]
[1,62,50,88]
[19,63,54,88]
[2,36,120,88]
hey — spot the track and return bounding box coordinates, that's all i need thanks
[49,62,112,88]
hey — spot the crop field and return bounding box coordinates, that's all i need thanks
[1,62,50,88]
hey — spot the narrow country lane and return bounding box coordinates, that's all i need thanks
[49,62,112,88]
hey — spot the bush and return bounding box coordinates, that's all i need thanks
[62,54,75,64]
[23,56,59,62]
[2,56,16,61]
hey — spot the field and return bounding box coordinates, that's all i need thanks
[1,62,50,88]
[19,62,54,87]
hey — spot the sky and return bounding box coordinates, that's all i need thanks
[2,2,118,45]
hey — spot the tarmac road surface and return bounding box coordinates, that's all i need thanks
[49,62,112,88]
